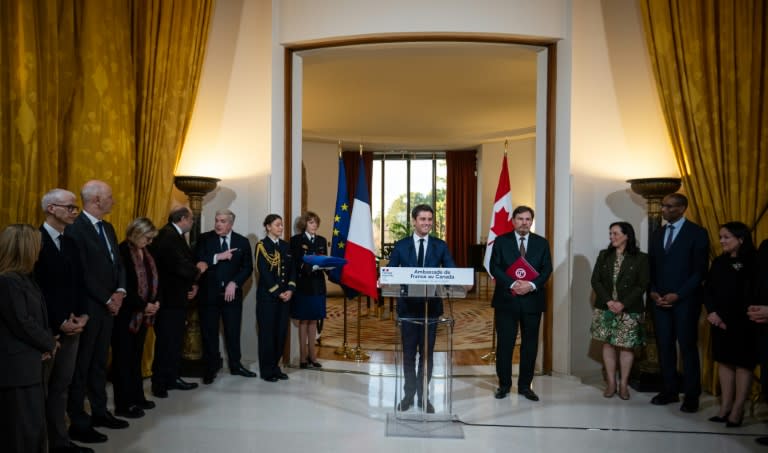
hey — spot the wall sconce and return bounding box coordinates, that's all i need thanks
[173,175,220,372]
[627,177,681,391]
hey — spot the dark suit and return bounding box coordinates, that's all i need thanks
[34,225,86,448]
[649,219,709,399]
[196,230,253,375]
[255,238,296,379]
[149,223,199,388]
[490,232,552,391]
[289,233,328,320]
[65,212,125,429]
[387,235,456,401]
[756,240,768,400]
[0,272,56,453]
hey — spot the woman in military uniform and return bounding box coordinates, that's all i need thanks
[255,214,295,382]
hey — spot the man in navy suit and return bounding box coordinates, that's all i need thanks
[66,180,129,443]
[35,188,93,453]
[649,193,709,413]
[490,205,552,402]
[748,239,768,446]
[195,209,255,384]
[387,204,456,413]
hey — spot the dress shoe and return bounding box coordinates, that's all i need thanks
[726,418,743,428]
[262,375,279,382]
[680,397,699,413]
[755,436,768,445]
[519,388,540,401]
[603,385,616,398]
[650,392,679,405]
[169,377,199,390]
[308,359,322,368]
[68,427,108,444]
[300,362,308,369]
[152,384,168,398]
[137,399,156,410]
[203,374,215,385]
[397,397,414,411]
[230,364,258,377]
[91,412,129,429]
[277,371,289,380]
[618,385,630,401]
[52,441,95,452]
[708,413,729,423]
[494,387,510,399]
[114,405,145,419]
[417,398,435,413]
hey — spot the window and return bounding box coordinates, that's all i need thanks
[371,152,446,258]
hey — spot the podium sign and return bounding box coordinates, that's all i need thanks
[379,267,474,285]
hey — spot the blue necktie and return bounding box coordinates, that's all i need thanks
[221,236,228,252]
[664,224,675,252]
[417,238,425,267]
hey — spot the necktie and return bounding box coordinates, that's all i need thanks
[417,238,425,267]
[664,224,675,252]
[221,236,228,252]
[97,221,113,261]
[56,234,63,251]
[310,235,315,244]
[519,236,526,257]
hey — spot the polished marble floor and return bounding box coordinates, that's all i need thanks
[96,360,767,453]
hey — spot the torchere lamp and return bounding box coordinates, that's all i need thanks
[174,175,220,372]
[626,177,681,391]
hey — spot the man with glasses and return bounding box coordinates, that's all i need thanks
[35,189,93,453]
[649,193,709,413]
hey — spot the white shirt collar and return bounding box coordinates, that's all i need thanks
[42,222,62,244]
[172,223,184,235]
[82,209,101,226]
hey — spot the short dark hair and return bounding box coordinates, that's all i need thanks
[666,193,688,208]
[263,213,282,228]
[411,204,434,219]
[608,221,640,255]
[512,205,534,219]
[168,207,191,224]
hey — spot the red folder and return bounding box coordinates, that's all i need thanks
[505,256,539,282]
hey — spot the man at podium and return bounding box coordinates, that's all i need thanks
[387,204,456,413]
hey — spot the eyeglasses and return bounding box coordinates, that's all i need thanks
[50,203,80,213]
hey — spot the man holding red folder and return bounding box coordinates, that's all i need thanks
[490,205,552,401]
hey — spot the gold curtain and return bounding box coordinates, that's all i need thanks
[0,0,71,227]
[132,0,214,376]
[640,0,768,393]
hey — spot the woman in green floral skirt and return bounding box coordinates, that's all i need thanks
[590,221,648,400]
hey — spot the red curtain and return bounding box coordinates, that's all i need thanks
[446,150,477,267]
[342,151,373,202]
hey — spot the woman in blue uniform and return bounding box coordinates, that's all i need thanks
[290,211,328,368]
[255,214,295,382]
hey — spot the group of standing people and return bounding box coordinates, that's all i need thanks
[588,193,768,441]
[0,179,331,453]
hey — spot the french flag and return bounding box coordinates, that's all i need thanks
[341,157,379,300]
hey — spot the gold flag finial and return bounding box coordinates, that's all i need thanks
[359,143,363,156]
[338,140,342,159]
[504,139,508,155]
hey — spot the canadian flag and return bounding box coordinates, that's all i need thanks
[341,157,379,300]
[483,155,514,275]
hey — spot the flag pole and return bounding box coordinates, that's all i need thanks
[350,295,370,361]
[334,295,354,358]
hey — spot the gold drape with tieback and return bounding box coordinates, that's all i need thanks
[1,0,215,377]
[640,0,768,393]
[133,0,215,376]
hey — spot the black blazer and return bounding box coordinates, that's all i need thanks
[590,249,649,313]
[34,225,87,334]
[289,233,328,296]
[196,230,253,304]
[65,212,126,313]
[0,272,56,388]
[149,223,199,309]
[649,219,709,301]
[758,240,768,306]
[490,232,553,313]
[118,241,159,315]
[255,238,296,301]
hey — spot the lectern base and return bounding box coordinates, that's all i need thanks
[385,413,464,439]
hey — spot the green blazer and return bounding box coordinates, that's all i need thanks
[591,249,649,313]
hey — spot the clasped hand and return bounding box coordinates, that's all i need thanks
[511,280,533,296]
[606,300,624,314]
[651,291,678,308]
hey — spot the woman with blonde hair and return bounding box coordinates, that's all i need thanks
[111,217,160,419]
[0,224,57,452]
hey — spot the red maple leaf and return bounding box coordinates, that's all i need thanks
[490,206,514,236]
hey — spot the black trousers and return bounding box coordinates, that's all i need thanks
[495,307,541,390]
[256,296,289,378]
[199,297,243,375]
[68,304,112,429]
[111,315,148,410]
[400,319,437,400]
[45,333,80,448]
[152,307,187,387]
[0,384,46,453]
[653,300,702,398]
